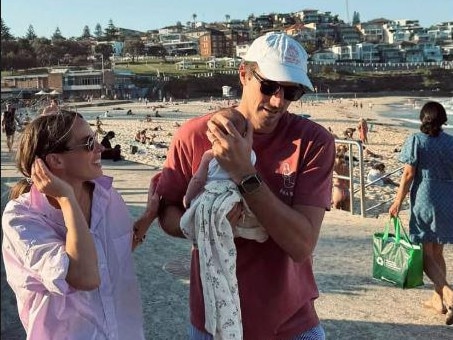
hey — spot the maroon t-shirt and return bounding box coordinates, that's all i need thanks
[158,111,335,339]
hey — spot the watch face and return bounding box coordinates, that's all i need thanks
[240,174,262,194]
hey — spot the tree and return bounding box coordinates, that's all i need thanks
[94,23,103,39]
[25,25,37,40]
[1,18,14,41]
[94,43,114,65]
[104,19,117,41]
[31,37,55,66]
[51,27,65,41]
[352,11,360,25]
[302,41,317,55]
[145,44,166,57]
[81,25,91,39]
[123,38,144,62]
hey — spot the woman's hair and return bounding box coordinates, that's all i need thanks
[419,101,447,137]
[9,110,82,200]
[372,162,385,172]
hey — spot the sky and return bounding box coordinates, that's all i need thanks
[2,0,452,39]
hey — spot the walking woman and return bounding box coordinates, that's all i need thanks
[1,103,21,152]
[389,101,453,325]
[2,110,160,338]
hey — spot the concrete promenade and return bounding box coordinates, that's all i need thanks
[1,140,452,339]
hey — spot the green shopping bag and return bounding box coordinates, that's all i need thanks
[372,217,424,288]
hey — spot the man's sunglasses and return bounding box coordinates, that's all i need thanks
[252,70,305,101]
[66,134,97,152]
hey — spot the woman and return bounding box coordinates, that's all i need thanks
[332,153,350,211]
[135,129,150,144]
[367,162,398,187]
[2,110,160,339]
[389,101,453,325]
[1,103,21,152]
[101,130,123,161]
[357,117,369,144]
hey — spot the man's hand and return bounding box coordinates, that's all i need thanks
[206,114,255,184]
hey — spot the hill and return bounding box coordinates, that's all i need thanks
[161,68,453,99]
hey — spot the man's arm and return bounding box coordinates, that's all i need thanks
[240,183,325,262]
[207,115,334,262]
[159,202,186,238]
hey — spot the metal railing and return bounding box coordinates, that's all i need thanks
[362,166,403,214]
[334,138,403,217]
[334,139,365,217]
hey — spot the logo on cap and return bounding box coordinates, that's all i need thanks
[284,44,301,66]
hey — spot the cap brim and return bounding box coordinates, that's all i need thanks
[258,62,314,92]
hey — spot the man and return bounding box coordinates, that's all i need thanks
[157,32,335,339]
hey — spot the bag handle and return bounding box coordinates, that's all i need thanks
[387,216,415,248]
[393,217,413,245]
[383,217,400,243]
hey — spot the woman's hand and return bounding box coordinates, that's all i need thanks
[388,201,400,217]
[31,158,75,201]
[132,172,161,250]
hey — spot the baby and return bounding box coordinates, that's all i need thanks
[183,107,268,243]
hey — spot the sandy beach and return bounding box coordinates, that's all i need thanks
[72,95,422,217]
[2,96,452,339]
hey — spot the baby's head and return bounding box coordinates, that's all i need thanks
[211,108,247,137]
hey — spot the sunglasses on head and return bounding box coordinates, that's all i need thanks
[66,134,97,152]
[252,70,305,101]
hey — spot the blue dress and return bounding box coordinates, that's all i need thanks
[399,132,453,243]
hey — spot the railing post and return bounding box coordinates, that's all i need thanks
[334,139,366,217]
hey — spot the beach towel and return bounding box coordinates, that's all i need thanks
[180,180,243,339]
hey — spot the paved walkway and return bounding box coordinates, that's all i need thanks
[1,139,452,339]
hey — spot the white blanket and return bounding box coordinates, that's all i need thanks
[180,180,243,339]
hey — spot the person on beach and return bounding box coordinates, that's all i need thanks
[157,32,335,339]
[389,101,453,325]
[332,153,350,211]
[357,118,369,144]
[1,103,21,152]
[366,162,398,187]
[135,129,151,144]
[96,116,105,135]
[2,110,160,338]
[180,108,268,339]
[41,98,59,116]
[101,130,123,161]
[182,107,268,239]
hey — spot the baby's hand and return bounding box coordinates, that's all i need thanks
[226,202,244,228]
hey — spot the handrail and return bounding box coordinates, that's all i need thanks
[356,166,403,192]
[334,139,365,217]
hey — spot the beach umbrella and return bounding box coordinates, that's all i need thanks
[35,90,48,95]
[49,90,60,95]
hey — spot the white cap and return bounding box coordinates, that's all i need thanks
[244,32,314,91]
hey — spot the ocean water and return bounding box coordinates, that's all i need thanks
[379,96,453,135]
